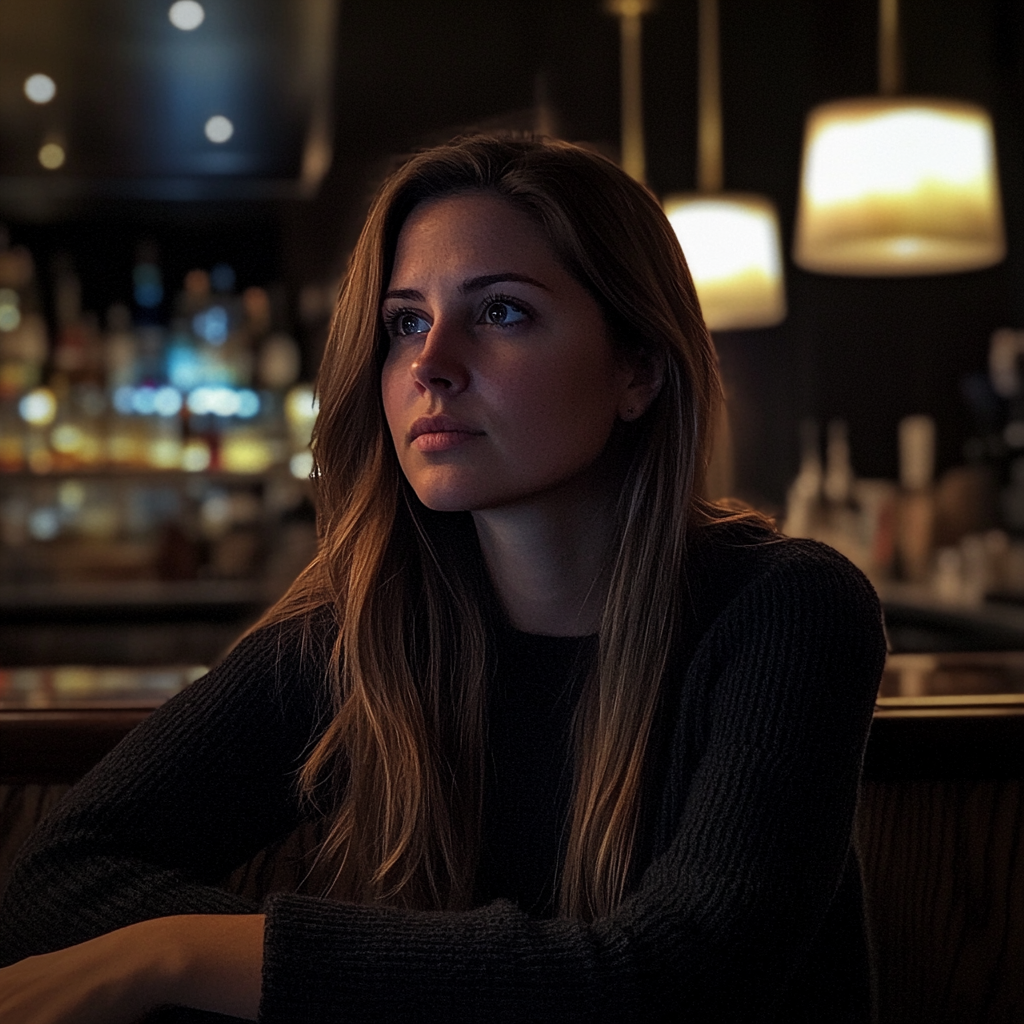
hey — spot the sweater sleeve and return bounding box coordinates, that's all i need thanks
[0,613,329,970]
[256,544,886,1024]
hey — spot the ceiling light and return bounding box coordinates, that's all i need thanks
[169,1,205,31]
[204,115,233,144]
[661,0,786,329]
[38,143,65,170]
[793,0,1004,275]
[24,74,56,104]
[664,196,786,331]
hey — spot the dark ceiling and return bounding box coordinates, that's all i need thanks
[0,0,334,207]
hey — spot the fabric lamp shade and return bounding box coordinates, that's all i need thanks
[665,193,787,331]
[793,97,1005,275]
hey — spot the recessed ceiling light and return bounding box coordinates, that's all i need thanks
[24,74,56,104]
[168,0,205,30]
[38,143,65,170]
[204,115,234,144]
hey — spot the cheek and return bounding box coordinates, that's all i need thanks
[495,357,621,456]
[380,358,406,443]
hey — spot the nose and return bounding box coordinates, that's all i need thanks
[410,317,470,396]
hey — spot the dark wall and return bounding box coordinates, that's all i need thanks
[292,0,1024,508]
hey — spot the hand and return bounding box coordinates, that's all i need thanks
[0,914,265,1023]
[0,920,168,1024]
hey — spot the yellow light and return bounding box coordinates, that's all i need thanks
[38,143,65,170]
[51,423,84,455]
[284,386,318,426]
[181,439,212,472]
[24,74,56,104]
[58,480,86,510]
[664,194,786,330]
[168,0,205,30]
[19,387,57,426]
[148,437,183,469]
[204,115,233,144]
[793,98,1004,275]
[222,433,274,474]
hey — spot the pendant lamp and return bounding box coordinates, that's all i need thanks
[661,0,786,330]
[793,0,1004,275]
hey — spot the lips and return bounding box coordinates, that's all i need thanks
[408,414,485,452]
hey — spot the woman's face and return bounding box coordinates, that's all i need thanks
[380,192,646,513]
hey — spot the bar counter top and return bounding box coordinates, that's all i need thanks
[2,652,1023,783]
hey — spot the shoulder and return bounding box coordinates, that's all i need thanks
[686,518,881,626]
[682,520,886,700]
[223,603,338,679]
[129,604,339,747]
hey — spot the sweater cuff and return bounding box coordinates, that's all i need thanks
[257,892,599,1024]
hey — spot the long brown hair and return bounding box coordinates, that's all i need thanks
[258,134,742,920]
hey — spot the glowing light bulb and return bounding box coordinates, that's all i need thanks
[169,0,205,30]
[204,115,233,144]
[793,99,1005,275]
[38,143,65,170]
[24,74,56,104]
[19,388,57,426]
[664,194,787,330]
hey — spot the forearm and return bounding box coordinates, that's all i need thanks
[0,914,265,1024]
[154,914,265,1019]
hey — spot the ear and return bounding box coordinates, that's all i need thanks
[617,349,665,422]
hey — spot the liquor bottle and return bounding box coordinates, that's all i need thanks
[897,415,936,584]
[782,418,823,539]
[820,419,863,564]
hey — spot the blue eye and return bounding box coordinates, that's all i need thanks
[482,300,527,326]
[386,310,431,337]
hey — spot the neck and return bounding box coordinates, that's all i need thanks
[472,473,618,637]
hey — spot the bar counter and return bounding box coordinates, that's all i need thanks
[1,653,1022,1023]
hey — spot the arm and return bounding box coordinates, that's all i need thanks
[0,612,331,969]
[254,543,885,1023]
[0,914,264,1023]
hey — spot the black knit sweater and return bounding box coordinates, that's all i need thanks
[0,522,886,1022]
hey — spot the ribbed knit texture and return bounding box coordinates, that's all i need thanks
[0,523,886,1023]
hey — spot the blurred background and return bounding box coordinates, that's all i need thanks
[3,0,1024,673]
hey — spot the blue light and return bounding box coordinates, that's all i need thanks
[28,507,60,541]
[166,340,203,390]
[113,386,135,414]
[192,305,229,344]
[236,389,260,418]
[187,386,257,417]
[132,386,158,415]
[154,386,183,417]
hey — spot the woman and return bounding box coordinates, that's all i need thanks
[0,135,885,1022]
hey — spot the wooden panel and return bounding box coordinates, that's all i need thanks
[0,783,71,904]
[0,710,150,784]
[857,779,1024,1024]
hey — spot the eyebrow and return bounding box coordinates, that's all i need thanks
[382,272,551,303]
